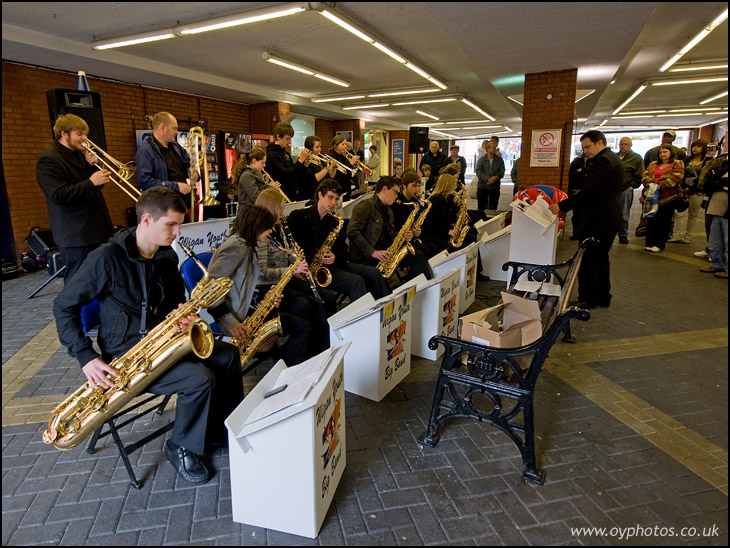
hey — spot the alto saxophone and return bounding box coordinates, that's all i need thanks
[449,189,470,249]
[233,246,302,366]
[42,244,232,451]
[309,213,344,288]
[377,203,418,279]
[411,198,432,245]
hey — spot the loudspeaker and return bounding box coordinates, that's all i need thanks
[46,89,106,149]
[25,229,57,259]
[408,126,430,154]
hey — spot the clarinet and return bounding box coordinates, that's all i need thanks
[281,217,325,304]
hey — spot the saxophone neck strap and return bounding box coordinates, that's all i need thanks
[135,262,149,336]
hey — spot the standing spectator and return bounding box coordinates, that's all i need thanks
[670,139,709,244]
[699,155,728,278]
[265,122,309,200]
[419,141,447,178]
[644,129,686,167]
[617,137,644,244]
[135,112,194,201]
[367,145,381,184]
[447,145,467,185]
[36,113,113,284]
[475,142,505,211]
[568,152,589,240]
[549,130,622,308]
[641,144,685,253]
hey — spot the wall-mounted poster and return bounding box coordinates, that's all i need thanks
[530,129,562,167]
[135,129,153,150]
[392,139,405,168]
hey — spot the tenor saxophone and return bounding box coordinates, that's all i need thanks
[449,189,470,249]
[411,198,432,246]
[377,203,418,279]
[42,245,232,451]
[232,246,303,366]
[309,213,344,288]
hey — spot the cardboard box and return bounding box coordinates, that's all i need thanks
[459,292,543,349]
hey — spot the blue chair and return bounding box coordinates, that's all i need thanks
[80,299,100,335]
[179,252,225,337]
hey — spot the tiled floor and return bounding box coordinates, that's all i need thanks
[2,189,727,545]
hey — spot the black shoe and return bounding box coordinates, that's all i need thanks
[570,300,596,309]
[165,441,211,484]
[618,236,629,244]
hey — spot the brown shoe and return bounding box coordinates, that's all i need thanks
[715,271,728,279]
[700,265,724,273]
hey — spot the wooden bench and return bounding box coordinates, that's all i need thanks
[418,240,593,484]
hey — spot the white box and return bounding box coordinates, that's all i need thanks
[410,270,461,360]
[428,241,479,314]
[328,285,416,401]
[339,191,373,219]
[474,212,508,241]
[508,198,558,268]
[479,225,511,282]
[225,345,349,539]
[284,200,308,216]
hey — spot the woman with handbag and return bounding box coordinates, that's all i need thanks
[669,139,709,244]
[640,144,685,253]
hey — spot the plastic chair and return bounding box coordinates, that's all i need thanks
[179,252,225,337]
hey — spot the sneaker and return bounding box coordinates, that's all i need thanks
[694,250,710,258]
[619,236,629,244]
[667,237,682,243]
[645,246,662,253]
[715,271,728,279]
[700,265,725,273]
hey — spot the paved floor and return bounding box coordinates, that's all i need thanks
[2,191,727,546]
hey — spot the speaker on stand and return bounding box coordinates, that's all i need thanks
[46,89,106,149]
[408,126,430,154]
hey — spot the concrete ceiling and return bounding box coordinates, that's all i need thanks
[2,2,728,138]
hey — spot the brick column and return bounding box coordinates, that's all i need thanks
[518,69,577,192]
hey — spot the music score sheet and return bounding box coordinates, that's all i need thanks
[243,347,335,426]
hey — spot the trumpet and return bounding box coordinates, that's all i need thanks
[321,153,357,176]
[292,147,327,169]
[344,150,371,175]
[82,139,141,202]
[261,169,291,203]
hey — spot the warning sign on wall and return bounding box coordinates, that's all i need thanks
[530,129,562,167]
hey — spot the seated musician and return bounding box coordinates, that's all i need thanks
[235,148,280,206]
[53,188,243,485]
[207,204,310,366]
[288,179,391,303]
[299,136,337,202]
[420,173,459,254]
[394,172,436,259]
[254,189,329,358]
[347,176,431,283]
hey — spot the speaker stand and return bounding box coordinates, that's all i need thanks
[27,265,66,299]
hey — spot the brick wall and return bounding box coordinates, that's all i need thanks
[2,62,251,261]
[519,69,577,192]
[315,119,335,151]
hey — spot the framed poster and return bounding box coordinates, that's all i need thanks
[392,139,405,167]
[336,130,353,144]
[530,129,562,167]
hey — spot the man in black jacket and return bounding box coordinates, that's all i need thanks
[265,122,309,200]
[550,130,623,308]
[53,188,243,484]
[36,114,114,284]
[419,141,447,179]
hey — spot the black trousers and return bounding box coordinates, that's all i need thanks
[60,244,100,285]
[146,341,243,455]
[645,202,675,250]
[577,232,617,306]
[477,186,500,211]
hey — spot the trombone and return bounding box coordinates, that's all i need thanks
[82,139,141,202]
[188,127,219,214]
[292,147,353,176]
[261,169,291,203]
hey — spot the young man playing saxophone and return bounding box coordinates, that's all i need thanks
[53,187,242,484]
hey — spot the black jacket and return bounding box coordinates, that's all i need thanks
[287,205,349,269]
[346,194,395,264]
[53,227,185,367]
[36,141,113,248]
[559,147,623,236]
[419,151,447,177]
[265,143,307,200]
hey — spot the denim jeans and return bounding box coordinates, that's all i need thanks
[619,188,633,238]
[708,215,728,271]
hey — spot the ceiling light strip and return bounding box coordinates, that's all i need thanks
[342,104,390,110]
[669,64,728,72]
[312,95,366,103]
[415,110,439,120]
[653,77,728,86]
[700,90,729,105]
[92,30,177,50]
[263,53,349,87]
[178,6,306,34]
[659,8,729,72]
[461,98,495,121]
[392,98,457,106]
[612,84,648,115]
[368,88,439,98]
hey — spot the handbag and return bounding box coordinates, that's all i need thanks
[675,192,689,212]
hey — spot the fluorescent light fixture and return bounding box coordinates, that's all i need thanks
[263,53,349,87]
[318,9,374,42]
[451,125,500,130]
[574,89,596,104]
[669,64,728,72]
[461,98,496,121]
[611,115,655,119]
[368,88,439,98]
[657,113,714,117]
[653,77,728,86]
[430,130,459,139]
[342,103,390,110]
[393,98,457,106]
[504,127,512,132]
[507,96,524,106]
[618,110,667,115]
[312,95,366,103]
[92,29,176,50]
[612,84,648,115]
[669,107,721,112]
[428,77,448,90]
[599,119,609,127]
[659,8,728,72]
[177,6,305,34]
[700,90,729,104]
[416,110,439,120]
[445,120,485,125]
[372,42,406,63]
